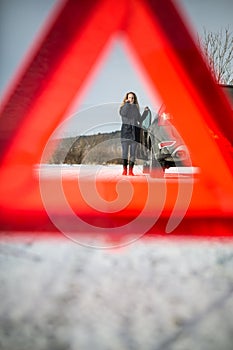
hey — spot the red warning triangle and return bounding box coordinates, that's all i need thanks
[0,0,233,233]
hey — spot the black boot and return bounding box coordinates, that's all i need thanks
[129,161,134,176]
[122,159,128,175]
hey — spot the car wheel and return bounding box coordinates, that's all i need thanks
[149,147,164,178]
[143,162,150,173]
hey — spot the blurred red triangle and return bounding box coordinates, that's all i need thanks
[0,0,233,231]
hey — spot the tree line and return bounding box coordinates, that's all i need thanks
[198,26,233,85]
[46,131,123,165]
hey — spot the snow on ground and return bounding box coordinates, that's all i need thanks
[0,237,233,350]
[35,164,199,179]
[35,164,145,178]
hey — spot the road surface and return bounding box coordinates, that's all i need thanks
[0,236,233,350]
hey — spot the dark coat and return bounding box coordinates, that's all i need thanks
[119,103,148,142]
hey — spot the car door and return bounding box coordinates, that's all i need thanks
[137,108,152,160]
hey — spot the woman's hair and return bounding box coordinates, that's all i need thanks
[120,91,139,109]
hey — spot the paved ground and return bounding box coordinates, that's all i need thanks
[1,235,233,350]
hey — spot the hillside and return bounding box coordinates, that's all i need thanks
[45,131,123,165]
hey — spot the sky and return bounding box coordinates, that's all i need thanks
[0,0,233,136]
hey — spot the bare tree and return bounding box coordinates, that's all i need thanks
[197,27,233,84]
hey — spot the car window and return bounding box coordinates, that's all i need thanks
[141,109,152,129]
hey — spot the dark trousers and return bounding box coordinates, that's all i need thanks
[121,140,137,164]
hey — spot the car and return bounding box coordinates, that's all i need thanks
[220,84,233,109]
[139,104,192,177]
[140,84,233,177]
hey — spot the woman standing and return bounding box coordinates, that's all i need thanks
[119,91,149,176]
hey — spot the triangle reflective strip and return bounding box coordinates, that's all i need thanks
[0,0,127,197]
[125,0,233,194]
[126,0,233,225]
[0,0,233,229]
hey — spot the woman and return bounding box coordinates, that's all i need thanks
[119,91,149,176]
